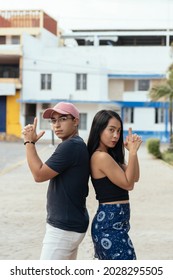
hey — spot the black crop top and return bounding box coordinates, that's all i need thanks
[91,176,129,203]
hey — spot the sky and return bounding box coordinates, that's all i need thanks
[0,0,173,31]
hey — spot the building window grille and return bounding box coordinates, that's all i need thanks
[124,108,134,123]
[76,74,87,90]
[79,113,87,130]
[138,80,150,91]
[0,65,19,78]
[0,36,6,44]
[41,74,52,90]
[11,36,20,44]
[155,108,165,123]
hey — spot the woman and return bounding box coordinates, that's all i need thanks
[87,110,142,260]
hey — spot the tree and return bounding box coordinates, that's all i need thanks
[149,63,173,149]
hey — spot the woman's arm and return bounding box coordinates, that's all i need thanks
[124,128,141,182]
[122,154,140,182]
[91,129,142,190]
[91,150,140,191]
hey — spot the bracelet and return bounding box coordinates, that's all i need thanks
[24,141,35,145]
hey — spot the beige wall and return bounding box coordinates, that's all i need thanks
[108,79,124,100]
[124,80,135,91]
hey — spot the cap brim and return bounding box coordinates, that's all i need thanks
[42,108,70,119]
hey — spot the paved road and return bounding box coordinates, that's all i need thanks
[0,141,50,173]
[0,141,173,260]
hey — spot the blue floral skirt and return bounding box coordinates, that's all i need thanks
[91,203,136,260]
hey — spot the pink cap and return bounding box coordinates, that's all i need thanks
[42,102,79,119]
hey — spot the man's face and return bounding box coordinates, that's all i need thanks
[50,112,79,141]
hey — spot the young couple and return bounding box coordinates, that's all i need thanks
[22,102,142,260]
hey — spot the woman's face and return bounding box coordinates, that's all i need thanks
[99,117,121,150]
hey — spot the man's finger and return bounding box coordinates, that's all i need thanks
[33,117,37,130]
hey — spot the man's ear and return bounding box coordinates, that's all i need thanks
[74,118,79,127]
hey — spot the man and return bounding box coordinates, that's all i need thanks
[22,102,89,260]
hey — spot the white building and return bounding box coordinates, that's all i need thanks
[1,9,173,142]
[20,28,173,142]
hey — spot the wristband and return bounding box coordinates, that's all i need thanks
[24,141,35,145]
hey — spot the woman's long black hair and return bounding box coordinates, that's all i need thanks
[87,110,125,164]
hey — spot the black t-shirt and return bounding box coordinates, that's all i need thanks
[45,136,89,233]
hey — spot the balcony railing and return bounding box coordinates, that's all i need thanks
[0,10,40,28]
[0,10,57,35]
[0,66,19,78]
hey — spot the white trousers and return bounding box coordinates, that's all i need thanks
[40,223,86,260]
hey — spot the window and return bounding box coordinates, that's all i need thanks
[42,103,51,110]
[25,104,36,125]
[11,36,20,44]
[138,80,150,91]
[76,74,87,90]
[155,108,165,123]
[40,112,51,129]
[124,108,134,123]
[0,64,19,78]
[41,74,52,90]
[79,113,87,130]
[0,36,6,44]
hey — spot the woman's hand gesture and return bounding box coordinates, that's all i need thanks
[124,127,142,152]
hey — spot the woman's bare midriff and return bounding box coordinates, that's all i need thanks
[101,200,129,205]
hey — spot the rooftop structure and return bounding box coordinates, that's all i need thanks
[0,10,57,35]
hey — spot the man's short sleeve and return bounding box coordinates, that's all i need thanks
[45,140,75,173]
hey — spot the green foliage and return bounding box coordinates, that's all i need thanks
[146,138,162,158]
[149,83,173,100]
[149,63,173,100]
[148,64,173,146]
[162,150,173,166]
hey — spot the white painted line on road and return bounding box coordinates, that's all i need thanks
[0,146,49,176]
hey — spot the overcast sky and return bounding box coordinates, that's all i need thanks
[0,0,173,30]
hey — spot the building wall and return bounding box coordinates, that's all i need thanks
[22,37,106,102]
[16,25,173,142]
[1,7,173,142]
[22,42,172,103]
[20,38,172,141]
[6,91,21,137]
[109,79,124,100]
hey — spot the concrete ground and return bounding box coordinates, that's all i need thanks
[0,141,173,260]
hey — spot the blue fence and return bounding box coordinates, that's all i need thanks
[123,130,169,143]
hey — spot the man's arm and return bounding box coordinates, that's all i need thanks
[23,117,58,182]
